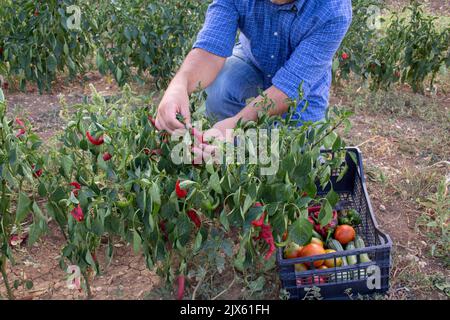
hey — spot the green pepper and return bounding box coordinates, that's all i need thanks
[201,196,220,211]
[338,209,361,226]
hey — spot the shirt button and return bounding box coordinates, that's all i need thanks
[270,55,275,59]
[267,74,272,78]
[274,32,278,36]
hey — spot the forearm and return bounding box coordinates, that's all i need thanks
[234,86,290,122]
[169,48,226,94]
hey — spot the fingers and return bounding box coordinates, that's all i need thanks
[156,103,187,134]
[203,128,224,142]
[191,141,223,165]
[191,127,204,144]
[155,115,165,132]
[180,105,191,128]
[191,146,203,165]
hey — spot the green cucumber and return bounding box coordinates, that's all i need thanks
[327,239,348,266]
[355,235,371,263]
[345,241,357,265]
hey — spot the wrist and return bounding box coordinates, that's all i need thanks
[167,73,189,95]
[167,81,188,96]
[234,107,257,124]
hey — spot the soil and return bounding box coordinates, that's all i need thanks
[386,0,450,15]
[4,222,160,300]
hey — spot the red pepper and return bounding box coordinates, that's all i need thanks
[259,223,276,260]
[175,180,188,198]
[307,206,321,214]
[187,210,201,228]
[70,182,81,197]
[86,131,104,145]
[70,204,84,222]
[252,212,265,228]
[251,202,265,227]
[31,164,43,178]
[145,148,162,158]
[308,208,338,238]
[103,152,112,161]
[150,149,162,156]
[159,131,170,144]
[70,182,81,189]
[176,275,185,300]
[148,115,156,127]
[16,128,26,138]
[251,203,275,260]
[15,118,25,128]
[342,52,349,60]
[34,169,43,178]
[2,82,9,90]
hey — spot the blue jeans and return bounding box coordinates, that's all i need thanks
[205,45,266,122]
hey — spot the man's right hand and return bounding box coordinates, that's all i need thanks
[156,85,191,134]
[155,48,226,134]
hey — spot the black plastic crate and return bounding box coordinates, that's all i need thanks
[276,147,392,300]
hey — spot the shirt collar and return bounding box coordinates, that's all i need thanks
[264,0,303,15]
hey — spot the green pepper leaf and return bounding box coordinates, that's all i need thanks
[288,217,313,246]
[15,192,32,224]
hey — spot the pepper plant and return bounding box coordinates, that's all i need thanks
[95,0,208,88]
[0,88,47,299]
[39,84,352,299]
[0,0,97,93]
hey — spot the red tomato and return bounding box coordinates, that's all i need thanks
[299,243,326,267]
[284,242,302,259]
[334,225,356,245]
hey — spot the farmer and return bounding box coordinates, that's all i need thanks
[156,0,352,139]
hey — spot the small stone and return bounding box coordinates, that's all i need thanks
[405,253,419,262]
[418,261,427,269]
[379,204,386,211]
[53,281,63,289]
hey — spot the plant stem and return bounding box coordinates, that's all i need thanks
[312,119,345,149]
[82,271,93,299]
[0,258,14,300]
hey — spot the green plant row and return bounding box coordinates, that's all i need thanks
[0,84,353,299]
[336,0,450,93]
[0,0,208,93]
[1,0,448,94]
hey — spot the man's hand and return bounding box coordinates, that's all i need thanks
[205,116,238,142]
[156,85,191,134]
[155,49,226,134]
[191,116,238,164]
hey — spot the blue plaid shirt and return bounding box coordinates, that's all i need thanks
[193,0,352,122]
